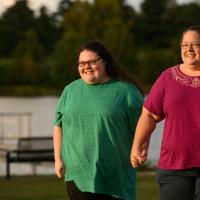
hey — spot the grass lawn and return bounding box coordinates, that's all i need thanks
[0,172,159,200]
[137,172,159,200]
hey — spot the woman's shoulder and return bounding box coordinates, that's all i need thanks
[112,79,135,89]
[114,80,143,96]
[153,65,179,84]
[161,65,179,76]
[59,79,82,97]
[149,65,179,92]
[63,79,82,90]
[115,81,144,106]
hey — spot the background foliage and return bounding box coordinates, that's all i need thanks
[0,0,200,95]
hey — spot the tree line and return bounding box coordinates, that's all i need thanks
[0,0,200,95]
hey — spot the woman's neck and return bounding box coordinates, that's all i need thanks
[180,64,200,76]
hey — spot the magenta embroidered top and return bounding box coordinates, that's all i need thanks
[144,65,200,170]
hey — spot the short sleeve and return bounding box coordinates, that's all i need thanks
[144,73,165,118]
[54,87,67,127]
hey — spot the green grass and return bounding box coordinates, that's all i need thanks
[0,172,159,200]
[137,172,159,200]
[0,176,68,200]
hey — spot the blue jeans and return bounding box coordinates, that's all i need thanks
[156,168,200,200]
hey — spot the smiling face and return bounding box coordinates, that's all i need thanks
[181,30,200,69]
[78,50,111,84]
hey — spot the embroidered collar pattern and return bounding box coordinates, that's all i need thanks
[171,65,200,88]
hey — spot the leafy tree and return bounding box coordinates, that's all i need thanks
[167,3,200,39]
[13,30,45,84]
[57,0,73,17]
[0,59,16,84]
[133,0,174,48]
[35,6,60,55]
[136,48,180,86]
[47,31,84,87]
[91,0,136,70]
[0,0,200,94]
[50,0,137,88]
[0,0,35,57]
[53,0,74,30]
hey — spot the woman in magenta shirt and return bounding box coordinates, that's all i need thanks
[131,25,200,200]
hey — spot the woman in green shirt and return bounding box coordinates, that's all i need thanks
[53,40,143,200]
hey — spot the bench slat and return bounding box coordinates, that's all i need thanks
[0,137,54,180]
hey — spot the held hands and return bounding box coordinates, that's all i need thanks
[55,158,64,178]
[130,142,148,168]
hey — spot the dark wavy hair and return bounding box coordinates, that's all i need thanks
[180,25,200,44]
[78,40,143,95]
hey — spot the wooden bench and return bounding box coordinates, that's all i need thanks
[0,137,54,180]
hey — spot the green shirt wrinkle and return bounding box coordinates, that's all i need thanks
[54,79,143,200]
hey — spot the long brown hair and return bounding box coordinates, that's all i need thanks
[78,40,144,95]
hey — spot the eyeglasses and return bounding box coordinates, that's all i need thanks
[181,43,200,50]
[78,57,101,67]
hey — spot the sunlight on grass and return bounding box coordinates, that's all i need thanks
[0,176,68,200]
[137,172,159,200]
[0,172,159,200]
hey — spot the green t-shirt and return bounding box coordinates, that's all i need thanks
[54,79,143,200]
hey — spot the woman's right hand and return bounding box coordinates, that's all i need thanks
[130,142,148,168]
[55,158,64,178]
[130,107,160,168]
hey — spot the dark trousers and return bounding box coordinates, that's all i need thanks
[66,181,123,200]
[156,168,200,200]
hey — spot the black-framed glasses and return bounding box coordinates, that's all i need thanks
[78,57,101,67]
[181,43,200,50]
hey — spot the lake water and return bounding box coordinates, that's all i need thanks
[0,97,163,176]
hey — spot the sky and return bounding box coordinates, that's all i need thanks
[0,0,198,15]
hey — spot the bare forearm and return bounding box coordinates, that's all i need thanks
[133,111,156,148]
[53,126,64,178]
[53,126,62,161]
[131,107,162,167]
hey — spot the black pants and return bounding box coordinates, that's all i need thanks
[156,168,200,200]
[66,181,123,200]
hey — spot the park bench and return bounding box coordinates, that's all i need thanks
[0,136,54,180]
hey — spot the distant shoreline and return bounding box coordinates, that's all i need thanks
[0,86,62,97]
